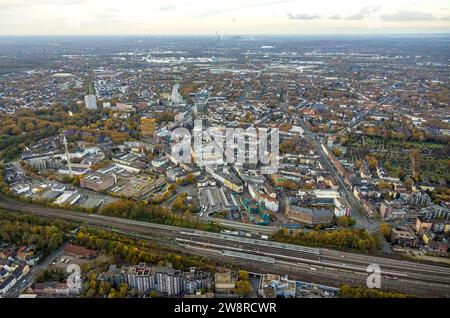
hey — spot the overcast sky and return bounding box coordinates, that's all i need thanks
[0,0,449,35]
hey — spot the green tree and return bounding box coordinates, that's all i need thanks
[150,291,158,298]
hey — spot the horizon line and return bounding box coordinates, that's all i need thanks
[1,32,450,37]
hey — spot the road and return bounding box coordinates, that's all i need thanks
[1,195,449,297]
[298,120,378,232]
[337,106,374,136]
[3,244,66,298]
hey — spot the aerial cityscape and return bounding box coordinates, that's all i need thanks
[0,0,449,307]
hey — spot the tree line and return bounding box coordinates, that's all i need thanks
[273,228,382,253]
[0,211,71,256]
[75,228,217,272]
[339,285,407,298]
[100,199,222,233]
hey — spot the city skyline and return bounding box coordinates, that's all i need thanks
[0,12,449,301]
[0,0,450,35]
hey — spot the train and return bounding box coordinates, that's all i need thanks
[220,229,269,240]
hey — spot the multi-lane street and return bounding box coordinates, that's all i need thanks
[2,244,66,298]
[1,195,449,298]
[298,119,378,232]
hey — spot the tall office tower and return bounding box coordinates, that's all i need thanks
[62,131,73,178]
[84,95,97,110]
[170,84,183,105]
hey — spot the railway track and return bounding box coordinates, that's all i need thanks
[1,195,450,297]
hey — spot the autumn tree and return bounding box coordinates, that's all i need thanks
[172,193,188,212]
[365,156,379,170]
[337,216,356,227]
[404,178,414,189]
[235,270,252,297]
[332,148,343,157]
[354,159,362,170]
[180,173,195,186]
[108,288,117,298]
[377,181,393,190]
[339,285,406,298]
[379,223,392,240]
[238,270,249,281]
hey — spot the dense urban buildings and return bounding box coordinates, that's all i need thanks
[0,32,449,302]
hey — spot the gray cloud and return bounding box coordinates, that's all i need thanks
[158,1,192,12]
[0,0,90,12]
[289,5,384,22]
[159,5,178,11]
[380,11,437,21]
[345,12,365,21]
[89,14,137,26]
[287,13,321,20]
[328,14,342,20]
[197,0,294,18]
[343,5,381,20]
[0,0,89,7]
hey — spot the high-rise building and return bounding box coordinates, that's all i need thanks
[170,84,183,105]
[98,264,213,296]
[155,268,182,296]
[126,264,156,293]
[84,95,97,110]
[140,117,156,137]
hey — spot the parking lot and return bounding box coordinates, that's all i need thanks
[23,178,118,211]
